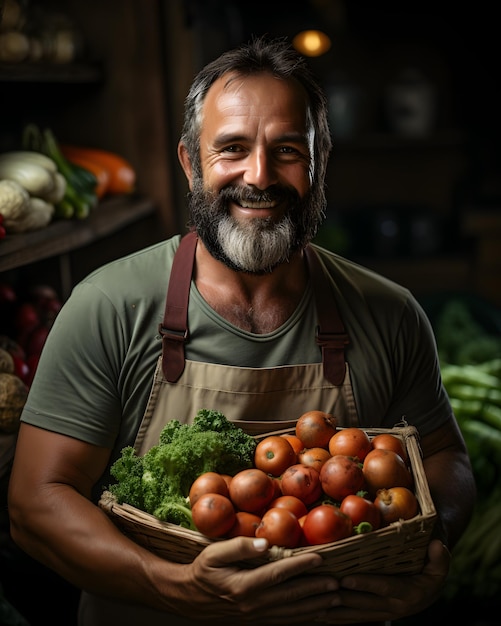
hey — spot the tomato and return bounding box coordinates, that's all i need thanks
[191,493,236,538]
[220,474,233,490]
[302,504,352,546]
[339,494,382,530]
[374,486,419,524]
[189,472,230,507]
[319,454,365,501]
[229,468,276,514]
[281,434,304,457]
[255,507,303,548]
[254,435,297,477]
[363,448,413,497]
[370,433,408,464]
[268,494,308,519]
[328,427,372,461]
[226,511,261,538]
[298,447,331,472]
[271,476,282,499]
[295,410,338,449]
[280,463,323,505]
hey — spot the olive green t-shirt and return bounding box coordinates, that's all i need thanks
[21,235,452,493]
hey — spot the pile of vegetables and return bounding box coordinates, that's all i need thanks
[432,299,501,601]
[187,416,420,547]
[22,124,136,220]
[0,151,60,232]
[108,409,422,551]
[0,124,136,233]
[0,280,62,388]
[108,409,257,529]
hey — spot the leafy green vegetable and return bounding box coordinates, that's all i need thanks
[434,299,501,601]
[108,409,257,528]
[434,299,501,365]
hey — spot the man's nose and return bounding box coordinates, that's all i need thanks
[243,149,278,190]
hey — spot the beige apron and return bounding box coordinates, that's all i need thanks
[79,232,359,626]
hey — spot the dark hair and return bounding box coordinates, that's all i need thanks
[180,36,332,186]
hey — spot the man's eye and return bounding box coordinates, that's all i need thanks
[222,145,242,153]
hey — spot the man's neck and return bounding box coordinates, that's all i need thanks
[194,242,308,333]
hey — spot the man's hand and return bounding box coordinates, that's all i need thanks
[160,536,341,623]
[313,539,451,624]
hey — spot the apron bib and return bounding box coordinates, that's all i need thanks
[79,233,360,626]
[135,231,358,454]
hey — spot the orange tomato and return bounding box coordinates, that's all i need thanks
[281,433,304,456]
[370,433,408,464]
[254,435,297,477]
[328,427,372,461]
[191,493,236,538]
[189,471,229,507]
[298,447,331,472]
[229,468,276,514]
[226,511,261,537]
[295,410,337,449]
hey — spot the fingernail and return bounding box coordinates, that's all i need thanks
[253,538,268,551]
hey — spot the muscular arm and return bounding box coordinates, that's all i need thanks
[8,424,175,608]
[419,418,476,550]
[8,424,339,623]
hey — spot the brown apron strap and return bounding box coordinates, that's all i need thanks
[159,233,350,386]
[158,230,198,382]
[304,245,350,386]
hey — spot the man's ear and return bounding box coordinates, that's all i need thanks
[178,142,194,191]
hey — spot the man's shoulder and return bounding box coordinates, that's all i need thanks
[82,234,182,284]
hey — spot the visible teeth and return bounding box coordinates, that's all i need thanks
[240,200,277,209]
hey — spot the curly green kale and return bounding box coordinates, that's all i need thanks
[107,409,257,528]
[108,446,145,510]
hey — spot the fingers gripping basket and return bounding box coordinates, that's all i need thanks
[99,424,437,577]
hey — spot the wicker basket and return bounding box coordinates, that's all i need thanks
[99,424,436,577]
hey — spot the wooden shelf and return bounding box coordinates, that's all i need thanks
[0,195,157,273]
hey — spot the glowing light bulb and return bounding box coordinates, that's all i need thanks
[293,30,331,57]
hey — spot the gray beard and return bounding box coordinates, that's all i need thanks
[216,213,295,273]
[187,177,325,274]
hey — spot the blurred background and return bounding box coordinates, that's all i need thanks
[0,1,500,624]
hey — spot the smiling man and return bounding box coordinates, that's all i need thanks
[9,37,475,626]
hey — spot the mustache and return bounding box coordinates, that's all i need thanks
[218,185,300,206]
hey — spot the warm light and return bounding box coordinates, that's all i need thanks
[293,29,331,57]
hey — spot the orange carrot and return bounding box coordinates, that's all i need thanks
[61,145,136,195]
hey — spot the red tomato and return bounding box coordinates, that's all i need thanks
[280,463,323,505]
[298,447,331,472]
[319,455,365,501]
[370,433,408,464]
[328,427,372,461]
[191,493,236,538]
[189,472,230,507]
[254,435,297,477]
[302,504,353,546]
[255,507,302,548]
[281,434,304,457]
[339,494,381,530]
[268,494,308,519]
[295,410,338,449]
[229,468,276,514]
[226,511,261,538]
[363,448,413,497]
[374,487,419,524]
